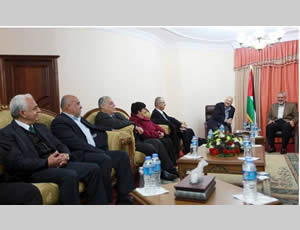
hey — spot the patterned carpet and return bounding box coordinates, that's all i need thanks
[267,153,299,205]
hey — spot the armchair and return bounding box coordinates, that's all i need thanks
[204,105,216,137]
[83,108,140,173]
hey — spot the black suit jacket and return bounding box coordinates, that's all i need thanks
[0,133,14,182]
[0,133,10,165]
[51,113,111,161]
[0,120,71,181]
[208,102,235,129]
[151,109,182,131]
[95,111,135,129]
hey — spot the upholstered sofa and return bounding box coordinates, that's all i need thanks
[83,107,177,172]
[83,108,142,172]
[0,105,126,204]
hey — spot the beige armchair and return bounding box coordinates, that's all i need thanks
[83,107,142,173]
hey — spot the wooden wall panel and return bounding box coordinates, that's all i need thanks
[0,55,60,113]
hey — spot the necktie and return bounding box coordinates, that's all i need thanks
[162,112,168,121]
[29,125,36,134]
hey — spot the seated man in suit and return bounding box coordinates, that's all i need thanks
[266,92,298,154]
[151,97,195,155]
[95,96,177,180]
[207,96,235,133]
[51,95,135,204]
[0,136,43,205]
[0,94,107,205]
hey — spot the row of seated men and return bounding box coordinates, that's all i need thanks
[0,94,134,205]
[0,94,196,205]
[0,92,297,204]
[96,96,196,180]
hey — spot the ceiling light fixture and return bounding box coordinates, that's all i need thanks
[237,29,285,50]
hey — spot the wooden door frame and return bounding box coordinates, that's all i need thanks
[0,55,60,113]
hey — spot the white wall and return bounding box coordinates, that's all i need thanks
[0,28,165,114]
[0,28,235,137]
[162,45,235,137]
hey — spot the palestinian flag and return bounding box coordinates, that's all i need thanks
[247,66,256,123]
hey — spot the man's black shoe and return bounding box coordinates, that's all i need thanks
[280,148,287,154]
[116,196,133,205]
[168,167,179,177]
[161,170,177,181]
[268,147,276,153]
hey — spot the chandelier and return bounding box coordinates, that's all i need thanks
[237,29,285,50]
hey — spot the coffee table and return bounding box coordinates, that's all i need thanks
[177,145,265,179]
[130,179,280,205]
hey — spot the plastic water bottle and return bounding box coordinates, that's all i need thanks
[208,129,213,139]
[243,136,252,158]
[250,125,256,146]
[143,156,154,194]
[139,166,144,188]
[243,122,248,131]
[152,153,161,189]
[243,157,257,204]
[219,124,225,137]
[191,136,198,156]
[243,135,249,147]
[254,123,259,137]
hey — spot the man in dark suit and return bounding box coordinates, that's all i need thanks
[0,135,43,205]
[266,92,298,154]
[0,94,108,205]
[95,96,177,180]
[151,97,195,155]
[207,96,235,133]
[51,95,135,204]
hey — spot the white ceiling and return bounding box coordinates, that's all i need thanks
[109,26,299,49]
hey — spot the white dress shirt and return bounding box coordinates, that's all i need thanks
[15,119,31,131]
[277,104,285,119]
[63,112,96,147]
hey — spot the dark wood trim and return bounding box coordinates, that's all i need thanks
[40,108,57,118]
[83,107,129,120]
[0,104,57,118]
[0,55,60,113]
[51,57,60,113]
[82,108,100,120]
[0,58,6,105]
[0,55,60,60]
[115,107,129,117]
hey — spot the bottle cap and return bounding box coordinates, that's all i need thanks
[145,156,151,160]
[152,153,158,158]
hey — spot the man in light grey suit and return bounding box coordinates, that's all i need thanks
[266,92,298,154]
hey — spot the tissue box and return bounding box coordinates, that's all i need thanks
[174,175,216,202]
